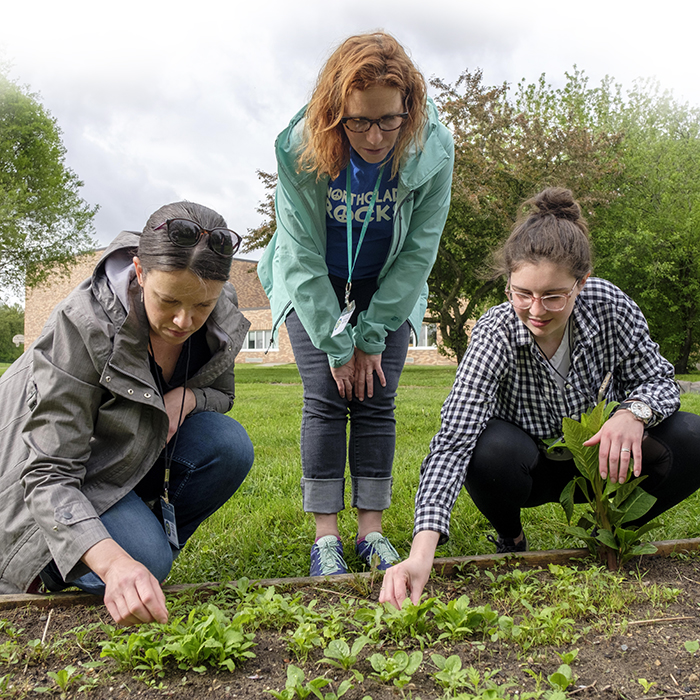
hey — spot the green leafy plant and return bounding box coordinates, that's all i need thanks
[684,639,700,654]
[319,636,369,681]
[548,400,660,568]
[432,655,508,697]
[637,678,657,694]
[547,663,576,692]
[34,665,98,698]
[287,622,324,662]
[432,596,500,641]
[267,664,352,700]
[380,598,436,647]
[369,649,423,688]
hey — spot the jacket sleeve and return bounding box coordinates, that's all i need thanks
[353,127,455,354]
[274,165,356,368]
[413,316,505,544]
[20,308,112,582]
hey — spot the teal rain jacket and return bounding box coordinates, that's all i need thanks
[257,98,454,368]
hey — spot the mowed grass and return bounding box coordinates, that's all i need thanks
[170,364,700,585]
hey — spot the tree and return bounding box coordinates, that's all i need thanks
[0,67,97,292]
[242,169,277,253]
[428,69,622,362]
[593,81,700,373]
[0,302,23,362]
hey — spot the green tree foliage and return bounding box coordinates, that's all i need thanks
[0,302,23,362]
[242,169,277,253]
[429,69,622,362]
[0,67,96,292]
[593,81,700,373]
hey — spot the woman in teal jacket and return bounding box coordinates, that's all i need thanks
[258,31,453,576]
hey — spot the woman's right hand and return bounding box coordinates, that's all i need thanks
[330,356,355,399]
[379,531,439,609]
[82,540,168,626]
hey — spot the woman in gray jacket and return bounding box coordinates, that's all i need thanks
[0,201,254,625]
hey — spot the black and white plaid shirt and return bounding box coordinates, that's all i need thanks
[414,277,680,542]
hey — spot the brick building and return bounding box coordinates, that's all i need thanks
[25,249,456,367]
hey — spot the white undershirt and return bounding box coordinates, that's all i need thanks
[545,321,572,392]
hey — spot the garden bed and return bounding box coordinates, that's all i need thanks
[1,540,699,699]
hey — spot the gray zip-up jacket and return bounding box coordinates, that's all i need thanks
[0,232,250,593]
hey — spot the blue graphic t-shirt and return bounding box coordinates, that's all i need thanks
[325,149,398,280]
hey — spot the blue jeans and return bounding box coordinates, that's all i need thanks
[285,310,410,514]
[41,411,254,595]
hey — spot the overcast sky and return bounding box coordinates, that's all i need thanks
[2,0,698,265]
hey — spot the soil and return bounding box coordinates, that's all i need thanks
[1,551,700,700]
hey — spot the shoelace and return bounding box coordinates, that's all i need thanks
[364,535,398,563]
[317,540,345,574]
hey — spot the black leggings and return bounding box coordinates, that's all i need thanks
[464,411,700,538]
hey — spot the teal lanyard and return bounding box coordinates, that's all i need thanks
[344,162,385,307]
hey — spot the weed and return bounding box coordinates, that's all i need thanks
[381,598,436,647]
[547,663,576,692]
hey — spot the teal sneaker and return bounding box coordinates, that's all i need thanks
[310,535,348,576]
[355,531,400,570]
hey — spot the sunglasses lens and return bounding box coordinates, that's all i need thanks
[167,219,201,247]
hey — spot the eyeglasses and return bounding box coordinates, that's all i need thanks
[506,280,579,312]
[340,113,409,133]
[155,219,241,258]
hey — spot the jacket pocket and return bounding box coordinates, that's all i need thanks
[53,501,98,526]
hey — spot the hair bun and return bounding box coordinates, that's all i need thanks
[531,187,581,222]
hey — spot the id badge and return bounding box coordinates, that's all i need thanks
[331,300,355,338]
[160,498,180,548]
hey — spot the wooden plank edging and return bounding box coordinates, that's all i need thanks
[2,537,699,613]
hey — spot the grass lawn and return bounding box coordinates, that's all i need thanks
[170,363,700,585]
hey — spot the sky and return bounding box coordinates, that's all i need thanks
[1,0,698,268]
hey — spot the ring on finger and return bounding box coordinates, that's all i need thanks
[620,447,631,453]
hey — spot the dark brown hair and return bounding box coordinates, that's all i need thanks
[297,31,427,180]
[138,201,232,282]
[493,187,592,280]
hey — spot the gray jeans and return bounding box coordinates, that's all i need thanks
[285,310,410,514]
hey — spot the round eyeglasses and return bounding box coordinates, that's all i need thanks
[506,280,579,313]
[155,219,242,258]
[340,113,409,133]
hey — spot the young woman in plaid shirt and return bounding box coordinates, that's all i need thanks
[381,187,700,608]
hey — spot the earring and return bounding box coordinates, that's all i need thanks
[140,288,144,303]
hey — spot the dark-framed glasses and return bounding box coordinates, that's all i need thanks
[340,112,409,133]
[506,279,579,312]
[155,219,241,258]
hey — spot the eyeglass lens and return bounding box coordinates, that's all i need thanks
[510,292,567,312]
[343,114,406,133]
[166,219,241,257]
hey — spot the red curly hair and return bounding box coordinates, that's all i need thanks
[297,31,427,181]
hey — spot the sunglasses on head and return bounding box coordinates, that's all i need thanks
[155,218,241,258]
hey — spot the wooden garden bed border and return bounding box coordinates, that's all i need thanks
[2,537,699,612]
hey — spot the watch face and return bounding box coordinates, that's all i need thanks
[630,401,652,420]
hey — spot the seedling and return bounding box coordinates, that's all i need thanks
[547,663,576,691]
[287,622,324,662]
[637,678,657,694]
[319,636,370,681]
[547,400,660,569]
[369,649,423,688]
[267,664,352,700]
[684,639,700,654]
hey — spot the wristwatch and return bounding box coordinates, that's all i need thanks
[617,400,653,425]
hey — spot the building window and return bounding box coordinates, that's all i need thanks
[245,329,277,351]
[409,323,437,348]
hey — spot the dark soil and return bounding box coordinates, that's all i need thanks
[1,553,700,699]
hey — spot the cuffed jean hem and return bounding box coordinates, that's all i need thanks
[351,476,393,511]
[301,477,345,514]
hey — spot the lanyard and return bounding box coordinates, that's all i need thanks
[344,162,385,307]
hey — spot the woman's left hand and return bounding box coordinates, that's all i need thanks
[163,388,196,442]
[583,409,645,483]
[353,349,386,401]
